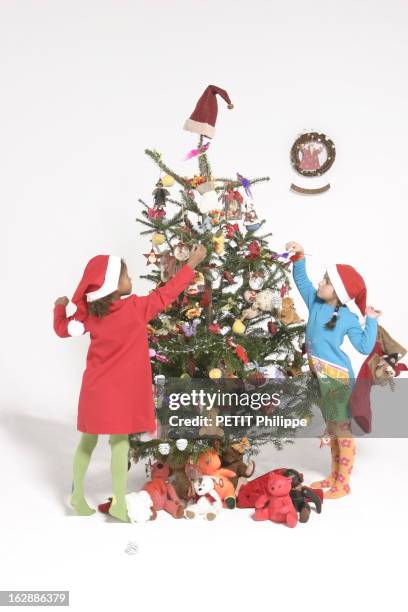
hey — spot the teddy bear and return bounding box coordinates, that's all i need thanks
[221,439,256,494]
[164,456,198,502]
[242,288,281,321]
[184,475,222,521]
[141,461,185,519]
[237,468,323,523]
[196,449,236,508]
[278,296,303,325]
[253,471,298,528]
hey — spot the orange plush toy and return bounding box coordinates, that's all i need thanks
[196,449,236,508]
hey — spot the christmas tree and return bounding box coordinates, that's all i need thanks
[129,136,319,469]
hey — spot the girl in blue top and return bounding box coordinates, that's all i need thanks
[286,241,381,499]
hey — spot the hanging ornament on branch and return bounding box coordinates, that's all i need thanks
[152,179,170,209]
[249,269,266,291]
[143,249,162,266]
[244,201,262,232]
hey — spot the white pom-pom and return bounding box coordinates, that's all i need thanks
[67,319,85,337]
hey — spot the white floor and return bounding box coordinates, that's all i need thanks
[1,410,407,611]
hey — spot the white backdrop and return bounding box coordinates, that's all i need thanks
[1,3,408,609]
[2,1,407,418]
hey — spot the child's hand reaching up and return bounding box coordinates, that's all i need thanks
[285,241,305,256]
[54,296,69,307]
[366,306,382,319]
[187,244,207,269]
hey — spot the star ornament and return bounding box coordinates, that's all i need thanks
[143,249,162,266]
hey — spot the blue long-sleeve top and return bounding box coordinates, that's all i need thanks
[292,257,378,381]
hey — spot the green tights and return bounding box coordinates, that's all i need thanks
[70,433,130,522]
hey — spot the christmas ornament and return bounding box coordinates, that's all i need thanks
[244,201,262,232]
[268,321,278,335]
[235,344,249,364]
[158,443,170,455]
[199,285,212,306]
[245,241,261,259]
[242,289,282,320]
[161,174,175,188]
[208,323,221,334]
[209,368,222,379]
[209,209,223,225]
[149,348,169,364]
[186,271,205,295]
[249,270,266,290]
[182,319,200,338]
[186,305,202,319]
[193,215,213,234]
[153,180,170,208]
[232,319,246,335]
[144,249,161,266]
[147,206,166,220]
[197,182,219,214]
[224,189,243,220]
[151,232,166,246]
[223,271,235,284]
[188,174,206,189]
[236,173,253,199]
[244,290,257,303]
[225,223,239,238]
[184,142,210,160]
[174,242,190,261]
[212,232,225,255]
[176,438,188,451]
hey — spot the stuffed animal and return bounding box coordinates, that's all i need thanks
[278,296,303,325]
[165,456,197,501]
[238,468,323,523]
[196,449,236,508]
[221,439,255,493]
[273,468,322,523]
[184,475,222,520]
[350,325,408,433]
[253,471,298,528]
[141,461,185,519]
[242,288,281,321]
[125,491,155,522]
[98,461,185,521]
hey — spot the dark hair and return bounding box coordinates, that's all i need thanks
[325,302,342,330]
[88,259,126,318]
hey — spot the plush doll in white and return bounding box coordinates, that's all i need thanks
[125,491,154,523]
[242,288,282,321]
[184,475,222,521]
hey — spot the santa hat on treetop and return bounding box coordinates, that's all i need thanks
[326,264,367,316]
[67,254,122,336]
[183,85,234,139]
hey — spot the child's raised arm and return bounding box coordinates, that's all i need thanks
[135,244,207,323]
[347,310,379,355]
[53,296,86,337]
[286,241,317,310]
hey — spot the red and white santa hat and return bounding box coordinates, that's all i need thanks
[183,84,234,139]
[68,254,122,336]
[326,264,367,316]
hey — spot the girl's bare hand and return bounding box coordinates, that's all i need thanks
[55,296,69,307]
[366,306,382,319]
[187,244,207,269]
[285,241,304,254]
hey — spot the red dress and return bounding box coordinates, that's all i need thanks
[53,264,195,434]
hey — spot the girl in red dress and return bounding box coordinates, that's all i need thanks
[53,245,206,522]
